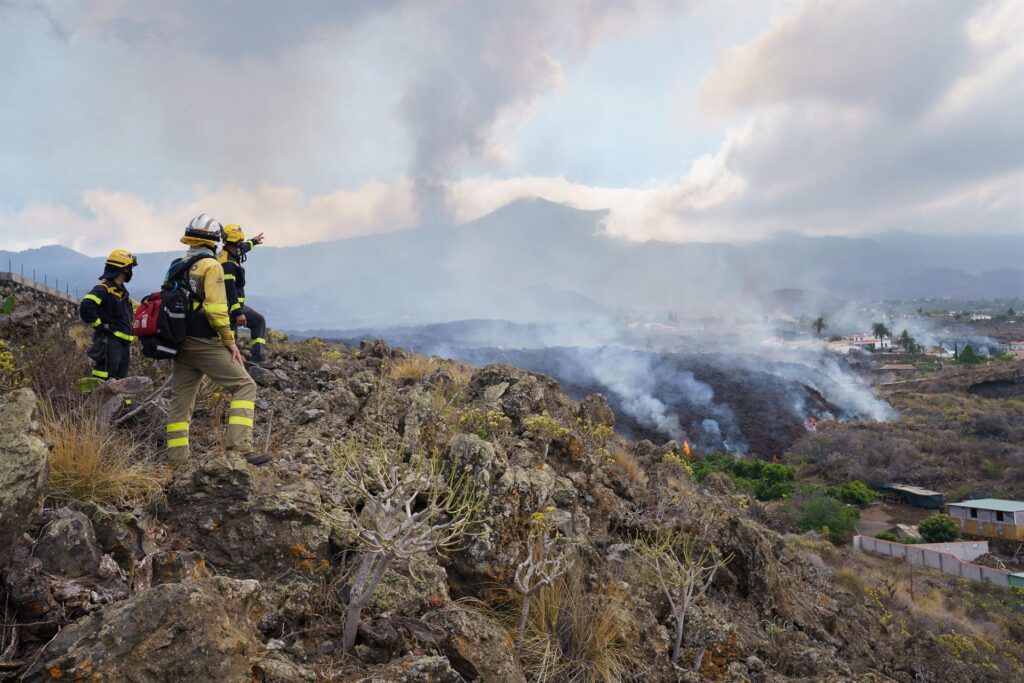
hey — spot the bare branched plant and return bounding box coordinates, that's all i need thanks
[631,530,733,662]
[514,508,572,648]
[324,440,482,653]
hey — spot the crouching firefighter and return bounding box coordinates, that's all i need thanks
[165,214,270,469]
[219,224,268,363]
[79,249,137,384]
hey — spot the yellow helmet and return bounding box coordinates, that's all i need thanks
[221,224,246,245]
[105,249,138,270]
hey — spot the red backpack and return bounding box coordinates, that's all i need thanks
[132,295,162,337]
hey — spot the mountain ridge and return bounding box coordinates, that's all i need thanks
[3,198,1022,327]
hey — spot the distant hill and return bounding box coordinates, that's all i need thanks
[897,268,1024,299]
[3,198,1023,328]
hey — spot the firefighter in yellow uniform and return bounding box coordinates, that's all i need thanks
[165,214,270,469]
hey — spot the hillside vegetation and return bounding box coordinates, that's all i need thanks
[0,283,1021,682]
[789,361,1024,500]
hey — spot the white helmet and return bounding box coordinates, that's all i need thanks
[182,213,223,246]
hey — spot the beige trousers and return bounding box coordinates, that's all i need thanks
[166,336,257,466]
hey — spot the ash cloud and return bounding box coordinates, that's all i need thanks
[398,0,689,225]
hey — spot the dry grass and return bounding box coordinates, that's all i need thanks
[612,449,648,485]
[42,402,168,507]
[442,359,475,387]
[488,569,646,683]
[390,355,439,382]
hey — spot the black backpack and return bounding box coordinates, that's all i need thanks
[136,254,212,360]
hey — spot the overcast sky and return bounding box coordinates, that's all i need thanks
[0,0,1021,255]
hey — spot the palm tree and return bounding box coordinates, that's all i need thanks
[872,322,891,339]
[811,316,828,337]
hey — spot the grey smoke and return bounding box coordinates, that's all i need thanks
[399,1,690,224]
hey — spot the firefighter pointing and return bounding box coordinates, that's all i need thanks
[219,224,269,363]
[164,214,269,469]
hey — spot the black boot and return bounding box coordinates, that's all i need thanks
[245,452,272,466]
[251,343,266,364]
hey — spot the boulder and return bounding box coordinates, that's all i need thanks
[578,393,615,428]
[400,386,434,453]
[0,388,48,568]
[167,455,330,578]
[425,604,525,683]
[444,433,497,489]
[250,364,281,388]
[497,463,575,508]
[358,655,464,683]
[368,555,449,616]
[4,513,130,641]
[295,408,325,425]
[358,339,392,359]
[135,550,212,589]
[69,500,156,569]
[326,381,361,419]
[34,508,102,578]
[2,540,60,640]
[468,365,570,423]
[20,577,262,682]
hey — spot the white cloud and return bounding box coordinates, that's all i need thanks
[1,0,1019,253]
[0,181,417,255]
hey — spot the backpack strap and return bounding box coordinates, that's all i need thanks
[166,253,214,303]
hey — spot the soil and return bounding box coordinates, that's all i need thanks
[856,503,935,536]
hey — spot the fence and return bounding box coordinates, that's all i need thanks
[853,535,1009,586]
[0,271,78,304]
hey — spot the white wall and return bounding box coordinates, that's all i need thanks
[853,536,1008,587]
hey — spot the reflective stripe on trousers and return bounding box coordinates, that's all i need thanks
[226,399,255,451]
[167,336,259,465]
[166,421,189,450]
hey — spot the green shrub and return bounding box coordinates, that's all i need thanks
[797,496,859,545]
[828,480,878,506]
[455,407,512,441]
[918,513,960,542]
[874,531,899,542]
[692,453,796,501]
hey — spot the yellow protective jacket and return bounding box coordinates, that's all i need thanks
[183,248,234,345]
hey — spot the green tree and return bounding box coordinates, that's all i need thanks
[827,480,877,506]
[811,316,828,337]
[898,329,917,352]
[872,322,891,339]
[958,344,983,364]
[797,496,859,545]
[918,513,959,542]
[1008,307,1015,316]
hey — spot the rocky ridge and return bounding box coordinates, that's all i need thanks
[0,302,1021,681]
